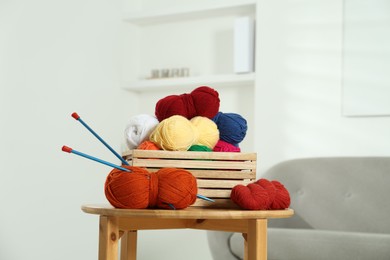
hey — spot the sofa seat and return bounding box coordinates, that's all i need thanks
[230,228,390,260]
[207,157,390,260]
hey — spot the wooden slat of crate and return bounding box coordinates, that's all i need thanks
[123,149,256,161]
[146,169,255,179]
[197,179,252,189]
[131,158,256,170]
[197,189,231,198]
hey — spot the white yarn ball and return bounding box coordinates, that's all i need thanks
[124,114,159,150]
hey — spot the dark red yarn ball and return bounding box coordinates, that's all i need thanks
[230,183,270,210]
[155,86,220,122]
[269,180,291,210]
[230,179,291,210]
[255,179,276,209]
[191,86,220,119]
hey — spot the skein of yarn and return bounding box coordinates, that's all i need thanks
[191,86,220,119]
[269,180,291,210]
[149,115,199,151]
[230,183,270,210]
[190,116,219,149]
[230,178,291,210]
[155,86,220,122]
[104,166,198,209]
[188,144,212,152]
[137,140,160,150]
[213,140,241,152]
[212,112,247,146]
[124,114,159,150]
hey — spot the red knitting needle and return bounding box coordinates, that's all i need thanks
[62,146,131,172]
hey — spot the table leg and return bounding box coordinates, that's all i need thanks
[99,216,119,260]
[120,230,137,260]
[244,219,267,260]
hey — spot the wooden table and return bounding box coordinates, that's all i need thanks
[82,204,294,260]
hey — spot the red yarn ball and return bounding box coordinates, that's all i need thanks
[155,93,196,122]
[155,86,220,122]
[104,166,197,209]
[269,180,291,210]
[213,140,241,152]
[191,86,220,119]
[230,183,270,210]
[255,179,276,209]
[230,179,291,210]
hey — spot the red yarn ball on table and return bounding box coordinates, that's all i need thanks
[230,183,270,210]
[269,180,291,210]
[255,179,276,209]
[104,166,197,209]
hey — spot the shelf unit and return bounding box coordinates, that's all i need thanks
[122,73,255,92]
[121,0,256,92]
[123,0,256,25]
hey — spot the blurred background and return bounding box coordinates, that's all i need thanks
[1,0,389,259]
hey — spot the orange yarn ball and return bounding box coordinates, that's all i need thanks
[155,168,198,209]
[104,166,151,209]
[137,140,160,150]
[104,166,197,209]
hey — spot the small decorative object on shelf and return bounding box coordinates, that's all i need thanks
[149,67,190,79]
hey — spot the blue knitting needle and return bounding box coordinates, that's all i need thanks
[72,112,129,166]
[70,113,213,203]
[62,146,213,203]
[197,194,214,202]
[62,146,131,172]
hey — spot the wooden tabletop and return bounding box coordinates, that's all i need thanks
[82,204,294,220]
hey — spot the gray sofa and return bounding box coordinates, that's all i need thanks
[207,157,390,260]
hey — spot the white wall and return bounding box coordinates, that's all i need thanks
[0,0,138,259]
[255,0,390,174]
[2,0,390,259]
[0,1,213,259]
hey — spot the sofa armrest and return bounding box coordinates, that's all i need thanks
[228,228,390,260]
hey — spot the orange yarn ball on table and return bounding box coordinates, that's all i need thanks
[155,168,198,209]
[105,166,151,209]
[104,166,197,209]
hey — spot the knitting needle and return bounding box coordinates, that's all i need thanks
[63,145,213,202]
[197,194,214,202]
[71,112,129,166]
[62,146,131,172]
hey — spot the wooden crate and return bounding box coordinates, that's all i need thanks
[122,149,257,209]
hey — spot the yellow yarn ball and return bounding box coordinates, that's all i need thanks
[190,116,220,149]
[150,115,199,151]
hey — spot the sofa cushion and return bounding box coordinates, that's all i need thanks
[262,157,390,234]
[229,228,390,260]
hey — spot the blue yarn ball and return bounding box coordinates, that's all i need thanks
[212,112,247,145]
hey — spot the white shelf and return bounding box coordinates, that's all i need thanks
[123,0,256,25]
[122,73,255,92]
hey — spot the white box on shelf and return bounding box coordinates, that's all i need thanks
[234,16,255,74]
